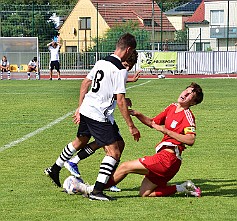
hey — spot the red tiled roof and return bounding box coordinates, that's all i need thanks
[186,0,205,23]
[91,0,175,31]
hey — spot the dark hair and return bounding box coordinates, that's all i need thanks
[33,57,37,61]
[187,82,204,105]
[126,50,138,66]
[116,33,137,50]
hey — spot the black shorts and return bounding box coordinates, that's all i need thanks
[1,67,8,72]
[77,114,123,147]
[50,61,60,71]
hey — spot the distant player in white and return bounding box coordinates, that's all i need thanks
[0,56,11,80]
[45,33,141,201]
[27,57,39,80]
[47,41,62,80]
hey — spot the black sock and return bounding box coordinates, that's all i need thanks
[77,145,95,160]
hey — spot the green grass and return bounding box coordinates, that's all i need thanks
[0,79,236,221]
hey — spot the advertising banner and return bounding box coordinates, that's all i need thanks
[140,51,177,70]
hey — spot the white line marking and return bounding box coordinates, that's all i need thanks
[0,111,74,152]
[126,80,151,89]
[0,80,151,153]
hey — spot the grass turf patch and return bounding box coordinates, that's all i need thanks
[0,79,236,221]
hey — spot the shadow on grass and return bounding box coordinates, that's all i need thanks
[187,178,237,197]
[107,178,237,199]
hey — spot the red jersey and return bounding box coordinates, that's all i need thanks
[153,103,196,154]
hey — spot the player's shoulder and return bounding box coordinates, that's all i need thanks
[104,55,125,70]
[184,108,195,125]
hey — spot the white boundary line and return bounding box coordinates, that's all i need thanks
[0,81,151,153]
[0,111,74,153]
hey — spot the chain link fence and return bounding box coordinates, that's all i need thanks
[0,2,191,53]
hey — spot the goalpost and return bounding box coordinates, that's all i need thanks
[0,37,39,71]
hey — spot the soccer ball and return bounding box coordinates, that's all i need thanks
[158,74,165,79]
[63,175,84,195]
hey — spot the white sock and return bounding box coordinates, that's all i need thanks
[56,142,77,167]
[70,155,80,164]
[176,184,185,192]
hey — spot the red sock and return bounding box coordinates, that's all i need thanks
[104,177,116,189]
[154,185,177,197]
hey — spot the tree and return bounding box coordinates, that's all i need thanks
[0,2,75,51]
[89,21,150,52]
[174,29,187,43]
[156,0,190,12]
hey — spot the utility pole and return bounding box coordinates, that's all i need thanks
[152,0,155,50]
[227,0,229,51]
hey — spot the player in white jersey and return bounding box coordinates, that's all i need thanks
[0,56,11,80]
[27,57,39,80]
[47,41,62,80]
[45,33,141,201]
[62,50,139,193]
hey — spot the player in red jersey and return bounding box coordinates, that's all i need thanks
[103,82,204,197]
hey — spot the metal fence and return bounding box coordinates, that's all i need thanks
[39,51,237,75]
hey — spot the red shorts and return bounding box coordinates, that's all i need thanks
[139,149,181,186]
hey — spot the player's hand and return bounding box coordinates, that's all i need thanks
[73,108,80,124]
[125,98,132,107]
[151,121,166,133]
[129,109,138,116]
[129,126,140,142]
[131,70,142,82]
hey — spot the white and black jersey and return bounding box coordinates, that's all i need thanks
[80,54,128,123]
[28,60,37,68]
[0,60,9,67]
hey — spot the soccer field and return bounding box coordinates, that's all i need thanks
[0,79,236,221]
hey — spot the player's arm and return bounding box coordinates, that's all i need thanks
[151,122,196,146]
[79,77,91,106]
[127,70,142,83]
[130,109,153,127]
[117,93,140,141]
[6,61,10,68]
[73,77,92,124]
[47,41,53,47]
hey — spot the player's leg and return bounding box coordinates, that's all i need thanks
[64,140,99,177]
[144,179,201,197]
[64,115,102,177]
[27,67,31,80]
[89,121,124,201]
[55,61,61,80]
[45,113,95,187]
[107,139,125,192]
[49,62,53,80]
[105,159,149,190]
[89,142,120,201]
[7,66,10,80]
[140,176,178,197]
[35,66,39,80]
[44,135,90,187]
[0,68,3,80]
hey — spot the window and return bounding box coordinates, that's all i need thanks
[195,42,211,51]
[66,46,77,52]
[211,10,224,25]
[144,19,158,27]
[79,17,91,30]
